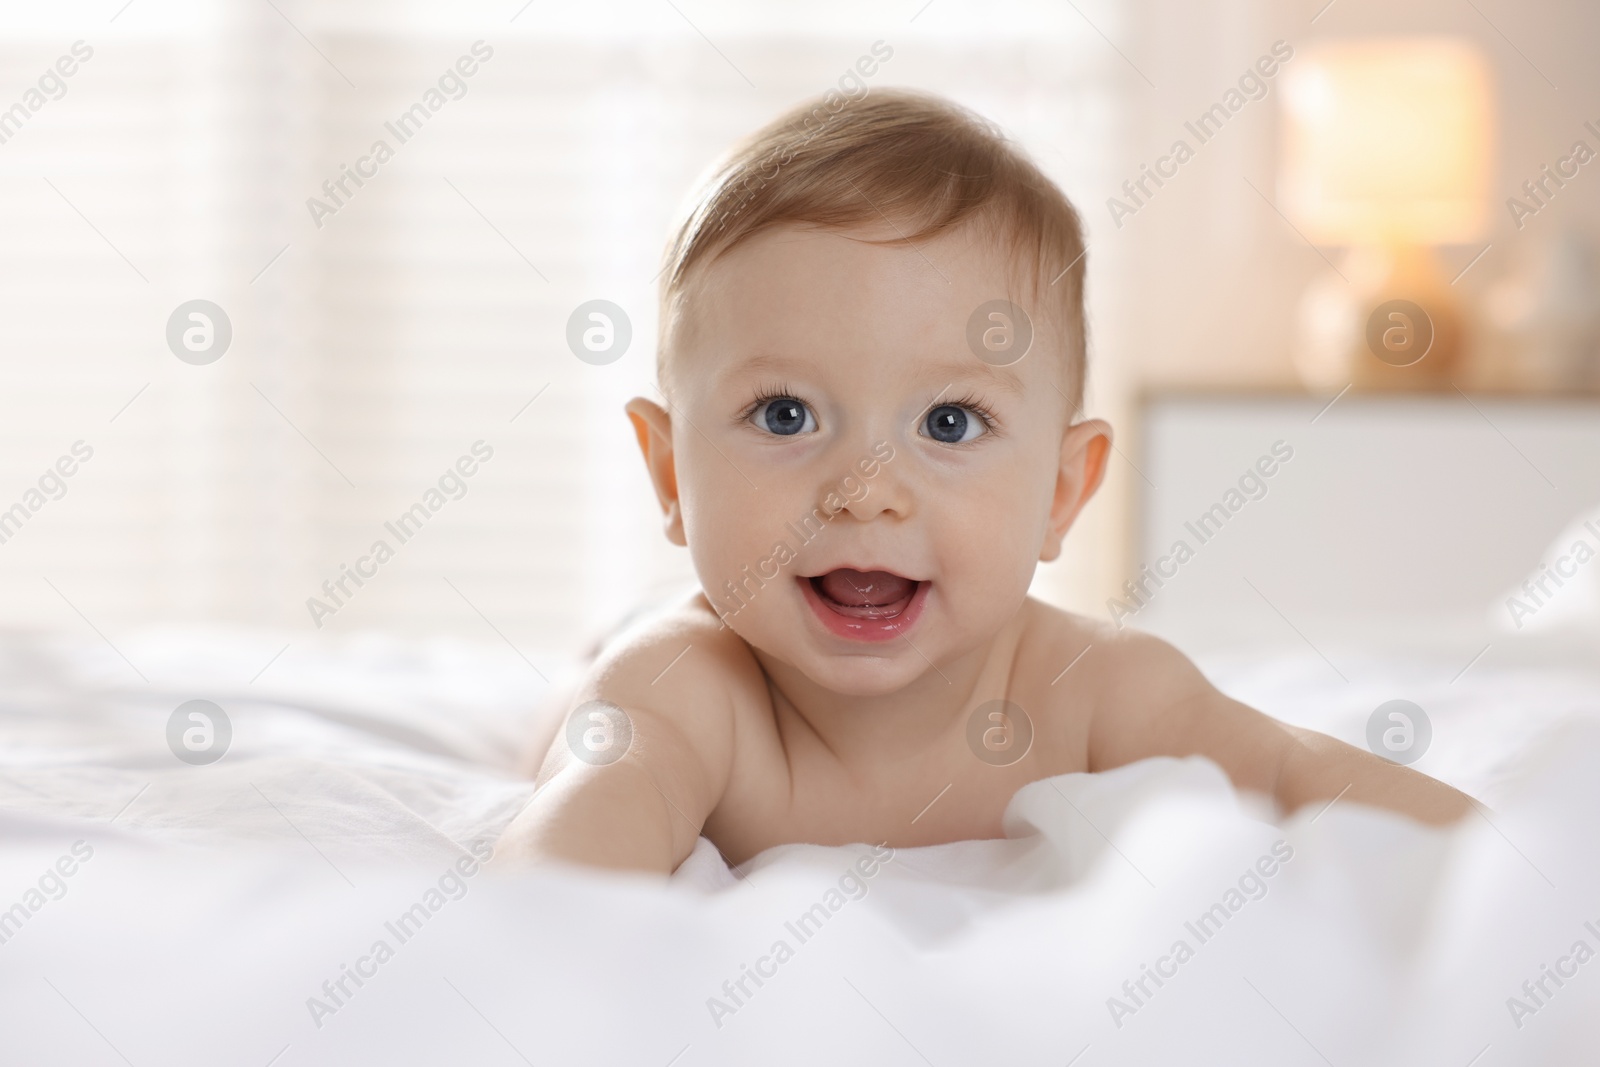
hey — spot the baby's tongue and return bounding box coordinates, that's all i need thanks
[819,569,914,607]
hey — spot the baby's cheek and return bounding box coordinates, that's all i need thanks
[937,511,1028,591]
[686,513,753,586]
[935,484,1048,601]
[684,492,796,603]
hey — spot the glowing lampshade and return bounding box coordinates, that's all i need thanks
[1280,39,1492,246]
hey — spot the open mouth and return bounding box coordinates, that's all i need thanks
[798,568,929,641]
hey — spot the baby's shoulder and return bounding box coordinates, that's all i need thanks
[1017,597,1223,768]
[583,591,770,720]
[1017,597,1208,704]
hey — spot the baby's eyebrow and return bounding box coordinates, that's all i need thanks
[925,361,1028,398]
[724,353,1029,398]
[724,352,811,379]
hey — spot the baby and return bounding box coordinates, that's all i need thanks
[500,89,1471,873]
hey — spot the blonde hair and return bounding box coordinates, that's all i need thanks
[656,87,1090,407]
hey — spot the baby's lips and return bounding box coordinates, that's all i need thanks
[797,566,931,634]
[816,568,916,607]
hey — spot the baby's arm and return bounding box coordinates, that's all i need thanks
[1089,632,1473,825]
[495,617,738,874]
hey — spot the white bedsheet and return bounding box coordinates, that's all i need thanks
[2,626,1598,1065]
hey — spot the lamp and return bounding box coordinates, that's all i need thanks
[1280,39,1493,389]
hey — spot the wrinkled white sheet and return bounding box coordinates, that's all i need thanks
[2,627,1598,1065]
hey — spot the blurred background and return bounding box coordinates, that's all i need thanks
[0,0,1596,669]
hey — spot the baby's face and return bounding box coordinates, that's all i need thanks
[636,222,1106,696]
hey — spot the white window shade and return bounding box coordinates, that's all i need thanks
[0,2,1117,666]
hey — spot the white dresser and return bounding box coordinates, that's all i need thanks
[1129,391,1600,655]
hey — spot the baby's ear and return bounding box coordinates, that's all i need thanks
[625,396,686,546]
[1040,417,1112,562]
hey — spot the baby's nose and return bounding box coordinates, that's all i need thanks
[821,440,910,523]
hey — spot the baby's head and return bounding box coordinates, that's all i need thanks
[627,88,1110,695]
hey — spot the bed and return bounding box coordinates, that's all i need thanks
[2,622,1597,1066]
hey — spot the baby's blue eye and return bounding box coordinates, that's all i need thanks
[923,404,983,444]
[758,397,816,436]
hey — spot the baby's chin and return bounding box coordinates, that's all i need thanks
[734,608,976,698]
[758,640,947,698]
